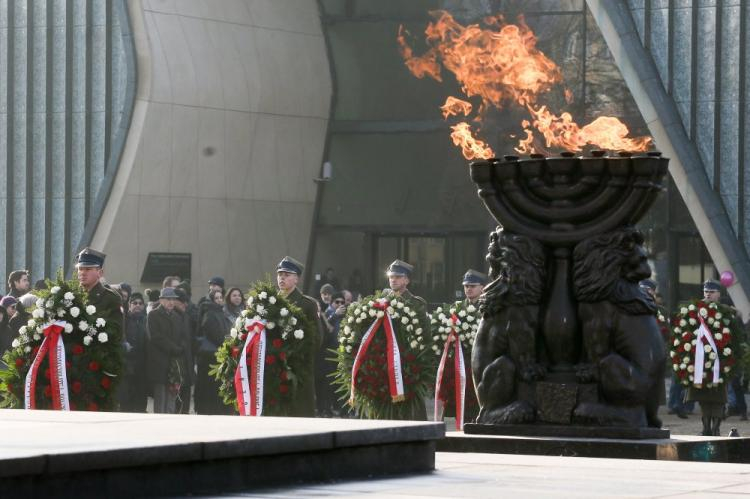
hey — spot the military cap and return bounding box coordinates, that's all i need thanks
[386,259,413,277]
[76,247,106,268]
[208,276,225,288]
[277,256,304,275]
[159,287,179,299]
[639,279,657,291]
[703,279,721,292]
[462,269,488,286]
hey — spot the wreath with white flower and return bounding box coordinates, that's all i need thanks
[430,301,479,424]
[210,280,312,416]
[0,274,123,411]
[333,292,432,420]
[669,300,738,388]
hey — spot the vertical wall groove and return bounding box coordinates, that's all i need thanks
[6,0,15,276]
[714,0,723,194]
[24,1,32,269]
[739,2,747,243]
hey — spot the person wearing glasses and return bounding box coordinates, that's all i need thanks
[119,293,149,412]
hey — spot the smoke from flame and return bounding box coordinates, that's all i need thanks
[398,11,652,158]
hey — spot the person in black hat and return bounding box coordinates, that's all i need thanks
[276,256,322,417]
[119,293,149,412]
[462,269,487,306]
[146,287,185,413]
[197,276,225,324]
[76,247,123,359]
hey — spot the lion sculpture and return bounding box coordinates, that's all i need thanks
[472,228,547,424]
[572,227,665,428]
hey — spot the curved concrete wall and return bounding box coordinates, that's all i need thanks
[90,0,332,289]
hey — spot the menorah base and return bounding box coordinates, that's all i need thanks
[462,423,669,440]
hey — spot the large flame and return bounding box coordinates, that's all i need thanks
[398,11,652,158]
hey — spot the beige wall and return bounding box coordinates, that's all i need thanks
[91,0,332,292]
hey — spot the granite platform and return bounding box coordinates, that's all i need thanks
[0,410,444,497]
[438,431,750,463]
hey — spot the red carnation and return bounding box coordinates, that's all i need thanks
[72,344,84,355]
[266,354,276,365]
[272,339,283,349]
[279,351,287,362]
[88,361,100,371]
[677,370,688,378]
[72,381,82,394]
[231,346,240,359]
[65,361,72,370]
[101,377,111,389]
[405,353,416,362]
[87,401,98,411]
[14,357,23,368]
[279,384,289,394]
[280,370,288,381]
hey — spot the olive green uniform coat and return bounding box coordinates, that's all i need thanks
[285,287,322,417]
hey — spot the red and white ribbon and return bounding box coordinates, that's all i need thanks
[235,319,267,416]
[350,300,405,404]
[434,314,466,430]
[693,315,721,387]
[25,321,70,410]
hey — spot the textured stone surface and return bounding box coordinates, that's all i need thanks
[536,382,578,424]
[0,410,442,497]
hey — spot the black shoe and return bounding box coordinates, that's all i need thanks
[676,410,688,419]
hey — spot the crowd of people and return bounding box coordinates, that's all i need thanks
[0,247,747,431]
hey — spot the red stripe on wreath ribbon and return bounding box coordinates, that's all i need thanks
[434,314,466,430]
[350,300,405,405]
[25,322,67,410]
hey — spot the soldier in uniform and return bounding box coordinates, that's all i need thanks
[276,256,321,417]
[462,269,487,306]
[76,248,123,346]
[383,259,430,420]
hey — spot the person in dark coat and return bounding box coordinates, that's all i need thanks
[119,293,148,412]
[318,292,346,416]
[147,288,184,414]
[0,303,13,368]
[174,288,195,414]
[277,256,321,417]
[76,248,123,344]
[194,289,232,415]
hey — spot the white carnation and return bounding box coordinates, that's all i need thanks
[343,326,351,335]
[259,292,268,300]
[86,305,96,315]
[715,312,723,319]
[715,333,723,340]
[256,304,265,314]
[33,333,40,341]
[403,307,411,314]
[98,332,108,343]
[96,318,106,328]
[467,305,476,313]
[345,345,352,353]
[64,292,74,301]
[458,310,466,318]
[246,296,254,305]
[293,329,304,339]
[410,340,418,348]
[268,296,277,305]
[401,317,409,325]
[83,336,93,346]
[70,307,80,318]
[688,318,696,326]
[704,345,712,353]
[19,326,27,335]
[280,308,289,317]
[699,308,708,317]
[266,322,276,330]
[684,343,691,351]
[376,310,385,318]
[50,286,60,294]
[687,365,694,372]
[724,347,732,356]
[291,317,298,325]
[27,319,35,327]
[32,308,44,319]
[396,302,404,309]
[416,328,422,335]
[36,298,44,308]
[11,338,19,348]
[688,304,696,311]
[709,352,717,360]
[24,346,31,353]
[368,309,376,317]
[79,321,89,331]
[64,323,73,333]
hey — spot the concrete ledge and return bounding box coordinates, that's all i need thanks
[439,432,750,463]
[0,410,443,497]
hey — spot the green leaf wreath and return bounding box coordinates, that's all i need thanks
[333,292,433,420]
[0,272,123,411]
[210,280,313,416]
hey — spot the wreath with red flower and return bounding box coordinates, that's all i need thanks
[0,274,123,411]
[333,292,433,420]
[429,301,479,423]
[669,300,738,388]
[210,280,312,416]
